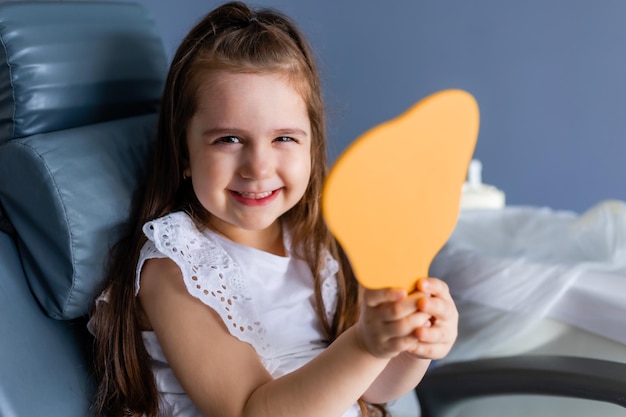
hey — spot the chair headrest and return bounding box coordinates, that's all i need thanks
[0,2,167,320]
[0,1,167,144]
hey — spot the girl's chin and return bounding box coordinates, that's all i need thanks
[209,216,282,236]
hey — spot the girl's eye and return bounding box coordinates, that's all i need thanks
[214,136,241,144]
[274,136,296,143]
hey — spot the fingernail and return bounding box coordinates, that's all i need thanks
[418,278,430,290]
[395,289,407,300]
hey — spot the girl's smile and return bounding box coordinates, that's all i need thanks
[229,188,282,206]
[185,71,312,249]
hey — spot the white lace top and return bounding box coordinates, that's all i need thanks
[136,211,360,417]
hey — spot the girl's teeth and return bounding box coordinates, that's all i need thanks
[238,191,272,199]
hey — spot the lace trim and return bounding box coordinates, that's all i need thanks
[321,252,339,324]
[137,212,270,356]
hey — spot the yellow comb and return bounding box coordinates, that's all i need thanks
[322,89,479,292]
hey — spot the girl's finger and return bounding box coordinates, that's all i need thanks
[375,293,428,321]
[382,311,432,337]
[416,277,452,299]
[416,317,458,344]
[417,295,454,320]
[407,341,449,360]
[415,324,445,344]
[362,287,407,307]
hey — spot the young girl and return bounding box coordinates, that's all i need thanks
[89,2,458,417]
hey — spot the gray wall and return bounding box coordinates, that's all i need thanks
[130,0,626,213]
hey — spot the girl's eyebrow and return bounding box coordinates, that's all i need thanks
[203,127,309,137]
[201,127,244,137]
[274,128,309,137]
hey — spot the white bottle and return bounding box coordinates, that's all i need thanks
[460,159,506,210]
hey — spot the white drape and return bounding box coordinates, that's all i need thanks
[430,200,626,362]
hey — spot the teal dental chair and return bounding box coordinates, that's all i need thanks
[0,2,166,416]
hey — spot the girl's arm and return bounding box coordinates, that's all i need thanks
[362,277,459,404]
[138,257,410,417]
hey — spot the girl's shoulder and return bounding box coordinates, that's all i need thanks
[138,211,235,291]
[142,210,203,240]
[141,211,229,265]
[138,211,227,279]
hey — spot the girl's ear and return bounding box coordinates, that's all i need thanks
[183,168,191,179]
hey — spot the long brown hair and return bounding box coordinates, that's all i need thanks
[90,2,384,416]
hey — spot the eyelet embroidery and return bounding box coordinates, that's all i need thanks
[321,252,339,323]
[137,212,270,355]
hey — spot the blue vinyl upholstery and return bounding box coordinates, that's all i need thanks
[0,2,166,415]
[0,228,94,416]
[0,115,157,319]
[0,1,166,142]
[0,1,166,320]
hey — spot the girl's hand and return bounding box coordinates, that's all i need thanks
[407,277,458,360]
[355,287,432,359]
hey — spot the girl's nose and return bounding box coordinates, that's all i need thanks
[240,144,274,180]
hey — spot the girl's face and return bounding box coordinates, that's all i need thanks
[185,71,312,248]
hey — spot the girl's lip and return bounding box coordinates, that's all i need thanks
[229,189,281,206]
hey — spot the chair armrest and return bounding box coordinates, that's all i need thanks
[415,355,626,417]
